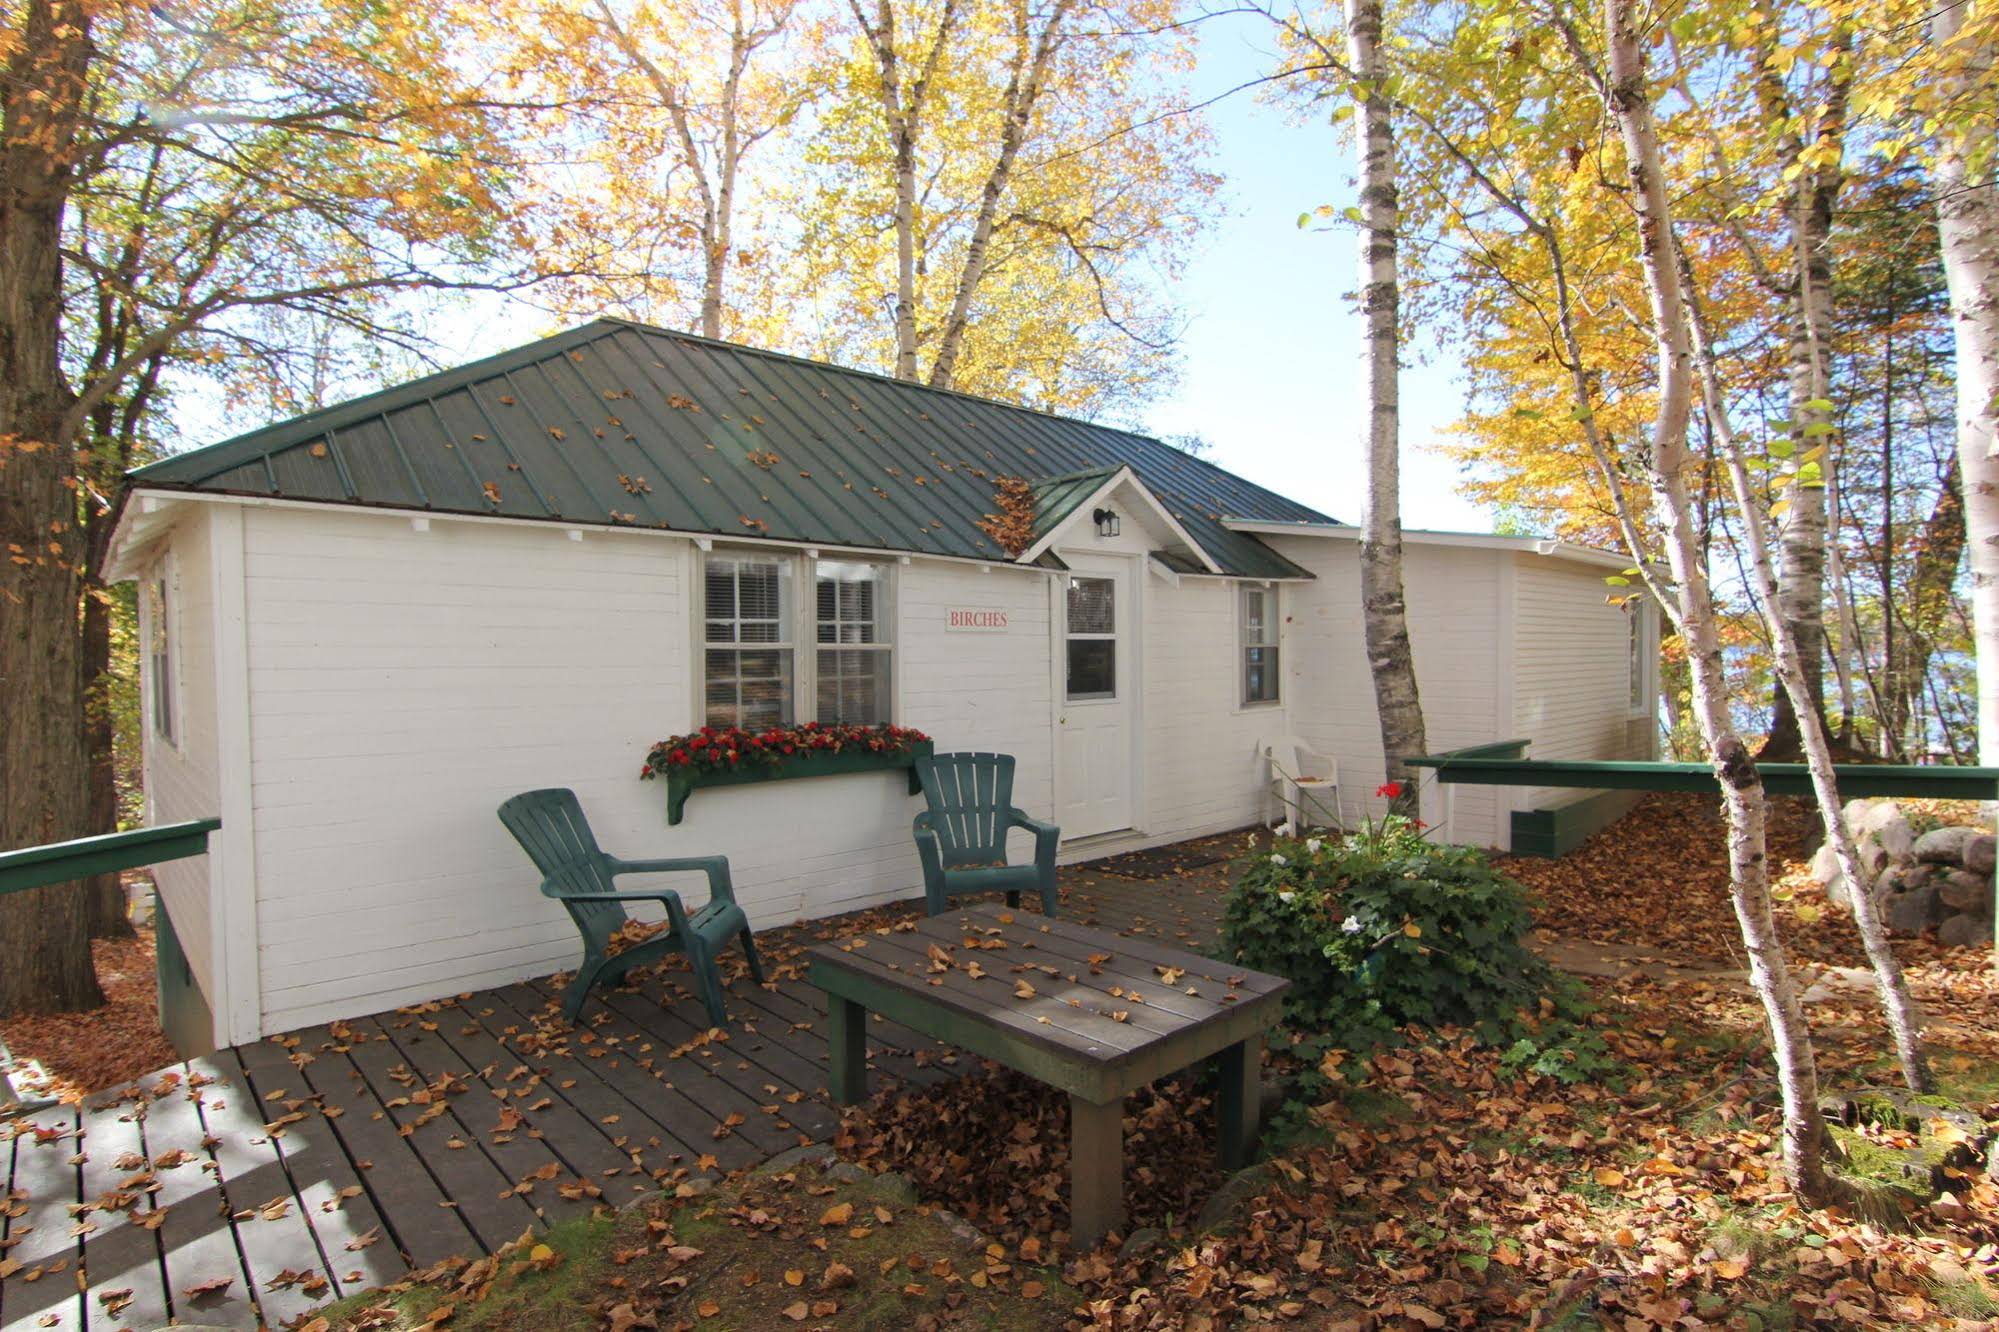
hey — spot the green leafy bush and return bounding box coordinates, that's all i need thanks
[1221,817,1564,1051]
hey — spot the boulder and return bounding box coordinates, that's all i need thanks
[1901,862,1937,890]
[1884,885,1940,935]
[1937,870,1993,914]
[1938,914,1990,949]
[1967,834,1997,877]
[1858,837,1889,878]
[1914,826,1979,865]
[1810,841,1842,887]
[1873,813,1916,863]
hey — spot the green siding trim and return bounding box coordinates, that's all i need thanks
[153,896,216,1057]
[1509,789,1645,859]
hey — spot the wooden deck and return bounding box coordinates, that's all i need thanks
[0,855,1232,1331]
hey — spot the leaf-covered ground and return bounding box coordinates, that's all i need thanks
[0,916,177,1099]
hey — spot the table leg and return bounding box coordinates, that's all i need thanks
[1217,1034,1262,1171]
[827,995,868,1106]
[1069,1094,1125,1248]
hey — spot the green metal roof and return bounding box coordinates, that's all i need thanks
[128,319,1330,578]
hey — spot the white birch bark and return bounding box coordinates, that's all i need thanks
[1346,0,1427,808]
[927,0,1076,391]
[1681,248,1936,1095]
[1602,0,1831,1201]
[849,0,959,380]
[1930,1,1999,768]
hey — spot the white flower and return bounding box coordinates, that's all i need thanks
[1277,891,1296,904]
[1341,915,1363,934]
[1305,837,1323,854]
[1270,853,1288,866]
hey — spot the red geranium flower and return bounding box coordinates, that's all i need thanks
[1376,781,1403,799]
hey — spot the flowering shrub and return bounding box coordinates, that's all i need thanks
[1221,820,1562,1053]
[641,721,930,779]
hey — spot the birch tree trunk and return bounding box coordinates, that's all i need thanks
[850,0,957,380]
[1602,0,1830,1201]
[1681,251,1936,1095]
[1759,27,1849,757]
[1346,0,1427,811]
[1930,1,1999,769]
[0,0,106,1015]
[927,0,1076,391]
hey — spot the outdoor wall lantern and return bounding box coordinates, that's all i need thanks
[1092,506,1121,538]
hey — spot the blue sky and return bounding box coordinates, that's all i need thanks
[1138,13,1492,533]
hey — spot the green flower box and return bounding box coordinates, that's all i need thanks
[662,739,934,825]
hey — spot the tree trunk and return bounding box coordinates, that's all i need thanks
[1758,23,1849,759]
[0,0,106,1015]
[1930,1,1999,769]
[1683,253,1937,1095]
[1603,0,1830,1201]
[1346,0,1426,813]
[927,0,1075,391]
[80,582,132,938]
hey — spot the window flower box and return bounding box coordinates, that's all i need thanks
[642,723,934,826]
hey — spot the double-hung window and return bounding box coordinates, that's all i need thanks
[816,560,892,724]
[1240,585,1280,705]
[145,575,177,746]
[701,551,894,727]
[704,555,794,728]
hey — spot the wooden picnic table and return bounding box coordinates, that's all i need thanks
[807,903,1290,1247]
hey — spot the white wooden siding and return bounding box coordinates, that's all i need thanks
[237,506,1056,1034]
[1139,572,1286,837]
[139,508,221,1010]
[1273,538,1507,847]
[1508,553,1653,808]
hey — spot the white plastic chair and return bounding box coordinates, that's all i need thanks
[1263,736,1342,834]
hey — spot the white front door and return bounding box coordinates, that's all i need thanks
[1057,556,1135,838]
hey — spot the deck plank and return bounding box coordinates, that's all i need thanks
[185,1053,343,1330]
[232,1040,404,1302]
[278,1025,481,1270]
[131,1069,262,1331]
[524,978,798,1160]
[335,1016,544,1255]
[483,985,757,1176]
[425,997,661,1211]
[368,1007,601,1229]
[0,1105,85,1332]
[75,1087,171,1332]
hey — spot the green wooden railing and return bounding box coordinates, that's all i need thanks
[0,817,220,1114]
[0,818,221,896]
[1408,742,1999,802]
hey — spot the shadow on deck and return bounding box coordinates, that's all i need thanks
[0,847,1236,1331]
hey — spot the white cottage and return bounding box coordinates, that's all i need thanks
[106,319,1655,1053]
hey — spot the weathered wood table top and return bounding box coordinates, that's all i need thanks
[807,903,1290,1246]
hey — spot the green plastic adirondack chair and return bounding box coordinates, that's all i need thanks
[499,788,761,1026]
[912,753,1059,917]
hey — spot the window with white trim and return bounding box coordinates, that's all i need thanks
[145,575,176,746]
[700,550,896,727]
[1240,585,1280,705]
[704,554,794,727]
[815,560,892,724]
